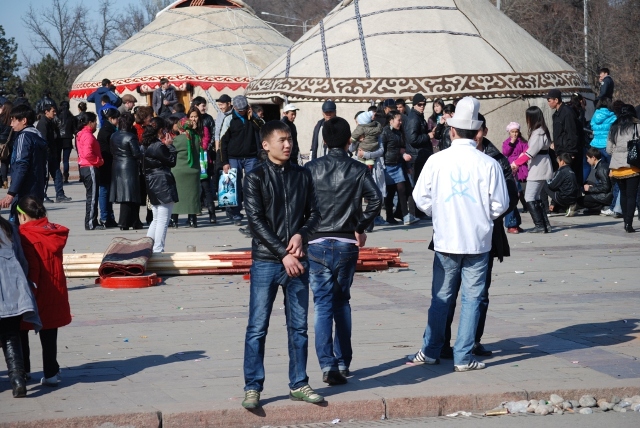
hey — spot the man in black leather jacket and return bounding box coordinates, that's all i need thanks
[192,96,217,224]
[241,120,323,410]
[305,116,381,385]
[579,148,613,212]
[403,94,433,218]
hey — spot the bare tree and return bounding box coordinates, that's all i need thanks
[115,0,174,43]
[77,0,119,64]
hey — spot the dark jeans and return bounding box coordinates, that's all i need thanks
[385,182,408,220]
[243,260,310,392]
[45,155,65,198]
[80,166,100,229]
[99,185,115,222]
[504,208,521,228]
[616,175,640,226]
[542,183,573,210]
[1,159,9,184]
[62,146,72,178]
[20,329,59,378]
[200,178,214,209]
[308,240,359,372]
[227,157,258,218]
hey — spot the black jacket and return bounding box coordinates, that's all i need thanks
[35,96,57,115]
[584,159,613,205]
[310,119,326,160]
[97,121,117,187]
[109,131,142,203]
[144,141,179,205]
[306,149,381,239]
[244,160,321,263]
[36,117,57,147]
[220,110,261,164]
[547,165,579,205]
[56,110,76,147]
[281,116,301,165]
[404,108,432,159]
[552,103,579,154]
[381,125,405,165]
[434,123,452,150]
[201,113,215,149]
[0,124,12,144]
[597,75,614,101]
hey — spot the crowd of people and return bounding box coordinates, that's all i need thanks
[1,68,639,402]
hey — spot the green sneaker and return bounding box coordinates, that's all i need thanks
[242,390,260,409]
[289,384,324,403]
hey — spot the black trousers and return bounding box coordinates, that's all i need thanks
[617,175,640,226]
[20,329,59,379]
[444,256,494,348]
[118,202,140,228]
[80,166,99,229]
[577,194,606,210]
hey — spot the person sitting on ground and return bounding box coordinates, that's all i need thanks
[542,153,580,216]
[351,111,383,167]
[577,147,613,214]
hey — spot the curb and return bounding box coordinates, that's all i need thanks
[1,386,638,428]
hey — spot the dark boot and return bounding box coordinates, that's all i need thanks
[519,193,528,213]
[63,172,69,184]
[208,206,216,224]
[188,214,198,228]
[384,198,399,225]
[169,214,178,229]
[2,333,27,398]
[146,209,153,226]
[536,201,552,233]
[526,201,546,233]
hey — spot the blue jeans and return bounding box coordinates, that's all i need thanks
[244,260,310,392]
[62,147,72,178]
[308,240,359,373]
[45,155,65,198]
[503,209,521,228]
[227,157,258,218]
[421,252,490,365]
[99,185,115,222]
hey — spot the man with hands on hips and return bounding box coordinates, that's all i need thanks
[241,120,322,410]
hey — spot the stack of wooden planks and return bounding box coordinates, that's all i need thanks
[63,248,408,278]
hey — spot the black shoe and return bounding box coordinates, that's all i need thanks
[170,215,179,229]
[132,221,144,230]
[3,332,27,398]
[104,219,119,228]
[238,227,252,238]
[386,218,399,225]
[119,226,129,231]
[526,201,547,233]
[439,346,454,360]
[613,212,623,219]
[208,209,217,224]
[624,223,635,233]
[188,214,198,228]
[56,196,72,203]
[322,370,347,385]
[339,369,350,378]
[472,343,493,356]
[85,224,106,230]
[44,196,54,203]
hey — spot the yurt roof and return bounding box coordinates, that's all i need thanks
[70,1,291,99]
[246,0,589,102]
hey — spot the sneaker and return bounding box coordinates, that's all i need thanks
[322,370,347,385]
[374,216,389,226]
[600,208,614,216]
[41,374,60,386]
[56,196,72,203]
[403,214,419,225]
[289,384,324,403]
[506,227,519,234]
[565,203,577,217]
[454,360,486,372]
[407,350,439,365]
[241,390,260,409]
[44,196,54,203]
[635,208,639,216]
[472,343,493,356]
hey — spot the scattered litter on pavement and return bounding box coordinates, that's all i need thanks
[521,241,533,244]
[485,409,508,416]
[446,411,472,417]
[140,336,147,339]
[515,271,524,274]
[123,339,129,342]
[572,361,579,363]
[332,418,341,424]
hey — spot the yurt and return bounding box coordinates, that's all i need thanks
[246,0,591,154]
[70,0,292,117]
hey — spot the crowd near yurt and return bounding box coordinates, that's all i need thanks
[246,0,591,155]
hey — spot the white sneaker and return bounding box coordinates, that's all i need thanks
[407,350,439,365]
[565,204,577,217]
[403,214,419,225]
[41,375,60,386]
[454,360,486,372]
[600,208,614,216]
[635,208,639,216]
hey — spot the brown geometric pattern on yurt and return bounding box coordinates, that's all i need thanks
[246,71,586,102]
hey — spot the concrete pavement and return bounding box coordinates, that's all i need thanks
[0,181,639,427]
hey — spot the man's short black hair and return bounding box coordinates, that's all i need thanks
[599,67,610,75]
[453,127,479,140]
[260,120,291,142]
[558,152,573,165]
[160,78,169,85]
[192,96,206,106]
[586,147,602,160]
[101,94,111,104]
[43,104,56,113]
[477,113,487,130]
[368,105,378,113]
[10,105,36,125]
[323,116,351,149]
[101,78,111,87]
[174,103,185,113]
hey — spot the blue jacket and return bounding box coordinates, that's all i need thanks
[87,87,120,106]
[98,103,118,128]
[8,127,48,202]
[590,108,617,149]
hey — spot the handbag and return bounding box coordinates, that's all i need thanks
[199,148,208,180]
[0,129,12,160]
[627,125,640,168]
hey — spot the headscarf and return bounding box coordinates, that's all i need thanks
[178,118,198,168]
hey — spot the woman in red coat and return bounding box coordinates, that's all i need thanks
[17,196,70,386]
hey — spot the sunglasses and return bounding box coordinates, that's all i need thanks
[416,103,427,107]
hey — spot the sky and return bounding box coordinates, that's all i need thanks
[0,0,141,73]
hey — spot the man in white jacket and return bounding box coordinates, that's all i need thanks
[408,97,509,372]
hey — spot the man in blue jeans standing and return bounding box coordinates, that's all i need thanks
[409,97,508,372]
[305,117,382,385]
[241,120,322,409]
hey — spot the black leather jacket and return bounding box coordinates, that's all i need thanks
[404,108,432,159]
[552,103,579,154]
[144,141,179,205]
[381,126,405,165]
[201,113,215,149]
[547,165,579,205]
[584,159,613,205]
[306,149,382,239]
[244,159,321,263]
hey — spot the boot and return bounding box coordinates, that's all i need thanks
[2,333,27,397]
[525,201,546,233]
[63,172,69,184]
[519,193,528,213]
[188,214,198,228]
[169,214,178,229]
[536,201,552,233]
[208,206,217,224]
[385,199,399,225]
[146,209,153,226]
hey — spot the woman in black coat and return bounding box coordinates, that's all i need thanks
[109,112,142,230]
[96,108,119,228]
[56,101,76,183]
[143,118,178,253]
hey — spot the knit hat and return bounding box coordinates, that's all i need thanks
[322,116,351,149]
[506,122,520,132]
[412,93,427,105]
[357,111,373,125]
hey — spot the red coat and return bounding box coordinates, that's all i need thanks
[19,218,71,330]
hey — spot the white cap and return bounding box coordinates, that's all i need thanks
[446,97,483,131]
[283,104,299,113]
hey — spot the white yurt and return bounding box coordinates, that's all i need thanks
[70,0,291,116]
[246,0,591,154]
